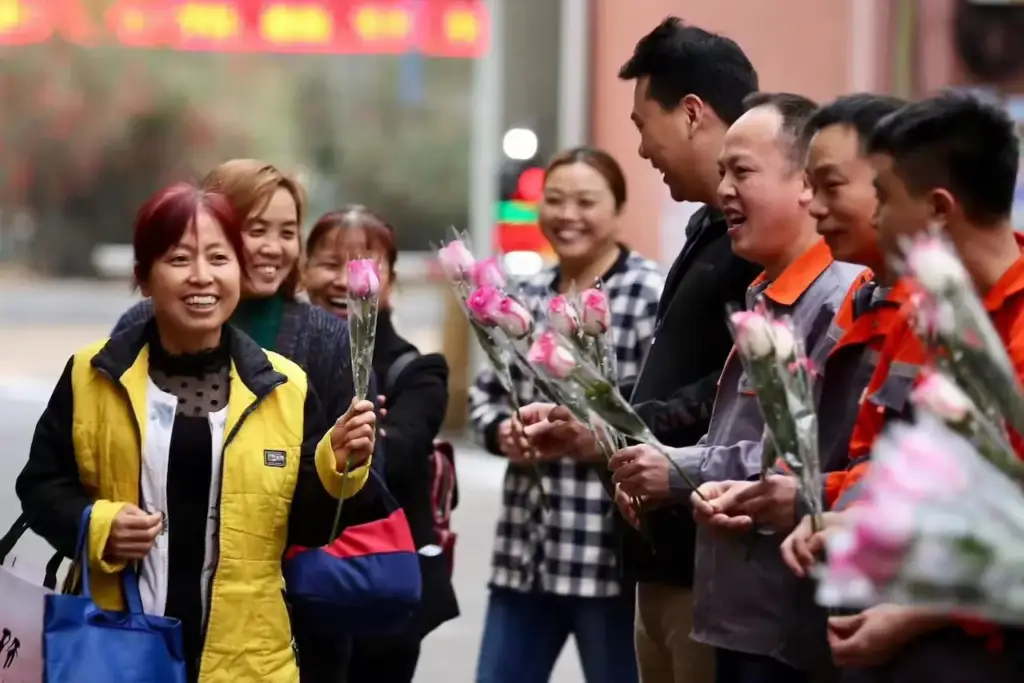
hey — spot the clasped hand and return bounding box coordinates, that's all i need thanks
[688,474,799,534]
[330,397,376,470]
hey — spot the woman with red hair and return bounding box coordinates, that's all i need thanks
[16,183,377,683]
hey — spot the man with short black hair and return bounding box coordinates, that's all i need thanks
[803,92,1023,682]
[519,17,762,683]
[611,92,865,683]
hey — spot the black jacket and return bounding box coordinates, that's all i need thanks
[622,205,762,587]
[370,310,459,639]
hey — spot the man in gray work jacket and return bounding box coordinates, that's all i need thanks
[610,93,864,683]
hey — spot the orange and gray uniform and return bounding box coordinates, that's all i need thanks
[665,239,865,671]
[820,278,921,511]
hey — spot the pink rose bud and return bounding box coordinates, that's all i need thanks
[346,259,381,298]
[910,370,971,424]
[470,257,507,289]
[466,286,503,326]
[547,295,578,337]
[526,330,577,379]
[730,310,773,359]
[905,234,969,293]
[579,288,611,336]
[493,296,533,339]
[437,240,476,282]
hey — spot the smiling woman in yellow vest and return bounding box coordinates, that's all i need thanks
[15,182,377,683]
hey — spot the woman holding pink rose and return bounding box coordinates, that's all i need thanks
[469,147,665,683]
[303,206,459,683]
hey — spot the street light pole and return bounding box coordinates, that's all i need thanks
[445,0,504,431]
[557,0,590,149]
[468,0,504,260]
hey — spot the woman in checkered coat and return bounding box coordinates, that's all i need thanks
[469,147,664,683]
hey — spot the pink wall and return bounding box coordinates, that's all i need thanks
[591,0,893,262]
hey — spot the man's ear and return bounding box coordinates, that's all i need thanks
[927,188,957,224]
[680,94,706,137]
[798,171,813,207]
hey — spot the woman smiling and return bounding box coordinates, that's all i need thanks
[112,160,374,462]
[16,183,376,683]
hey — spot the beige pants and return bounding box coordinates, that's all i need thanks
[635,582,714,683]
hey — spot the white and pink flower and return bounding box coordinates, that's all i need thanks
[437,240,476,283]
[579,288,611,336]
[526,330,577,379]
[730,310,774,359]
[493,296,533,339]
[911,370,972,424]
[470,256,507,289]
[547,295,578,337]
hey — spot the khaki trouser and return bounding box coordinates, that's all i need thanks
[635,582,714,683]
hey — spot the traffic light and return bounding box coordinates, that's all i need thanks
[494,160,553,257]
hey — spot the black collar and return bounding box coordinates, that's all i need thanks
[94,318,287,398]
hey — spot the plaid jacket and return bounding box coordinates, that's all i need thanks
[468,247,664,597]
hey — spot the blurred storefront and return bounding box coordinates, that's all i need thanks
[588,0,1024,264]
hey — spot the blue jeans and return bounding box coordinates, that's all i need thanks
[475,587,638,683]
[714,648,809,683]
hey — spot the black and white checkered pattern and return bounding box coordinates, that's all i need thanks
[468,249,665,597]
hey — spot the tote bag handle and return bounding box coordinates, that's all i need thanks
[0,513,30,565]
[75,505,145,615]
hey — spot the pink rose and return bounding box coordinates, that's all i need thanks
[729,310,773,358]
[493,296,533,339]
[579,288,611,336]
[910,370,971,424]
[547,295,578,337]
[470,257,506,289]
[437,240,475,282]
[346,259,381,298]
[466,286,502,326]
[526,330,577,379]
[846,499,914,584]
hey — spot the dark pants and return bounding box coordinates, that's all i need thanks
[714,648,810,683]
[348,635,421,683]
[475,587,638,683]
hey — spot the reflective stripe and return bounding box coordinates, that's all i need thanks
[887,360,921,379]
[834,479,866,511]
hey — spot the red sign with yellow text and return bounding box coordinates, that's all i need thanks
[0,0,488,56]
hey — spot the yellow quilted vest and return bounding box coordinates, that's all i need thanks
[69,339,311,683]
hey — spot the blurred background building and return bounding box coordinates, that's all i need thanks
[2,0,1024,411]
[3,2,1024,680]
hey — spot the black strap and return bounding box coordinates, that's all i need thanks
[0,514,29,565]
[0,514,65,589]
[385,350,421,395]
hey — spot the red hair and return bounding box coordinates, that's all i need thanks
[132,182,244,286]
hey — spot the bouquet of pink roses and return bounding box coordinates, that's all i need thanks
[525,327,705,498]
[816,416,1024,623]
[437,233,549,509]
[898,231,1024,436]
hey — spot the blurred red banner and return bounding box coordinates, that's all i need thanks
[0,0,488,56]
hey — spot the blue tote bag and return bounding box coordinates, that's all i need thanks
[43,505,187,683]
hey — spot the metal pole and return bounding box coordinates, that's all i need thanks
[557,0,590,149]
[447,0,503,429]
[468,0,504,260]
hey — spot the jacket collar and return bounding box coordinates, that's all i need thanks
[93,318,287,398]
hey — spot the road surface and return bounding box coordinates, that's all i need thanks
[0,277,586,682]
